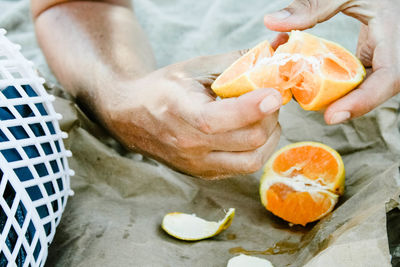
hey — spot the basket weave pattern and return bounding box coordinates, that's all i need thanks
[0,29,73,267]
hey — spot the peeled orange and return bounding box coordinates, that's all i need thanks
[211,31,366,110]
[259,142,345,226]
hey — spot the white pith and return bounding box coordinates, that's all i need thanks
[161,208,234,240]
[261,173,331,194]
[227,254,274,267]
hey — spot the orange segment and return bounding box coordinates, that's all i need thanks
[266,183,338,226]
[211,31,365,111]
[260,142,345,226]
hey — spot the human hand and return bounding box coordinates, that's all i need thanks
[99,51,283,179]
[263,0,400,124]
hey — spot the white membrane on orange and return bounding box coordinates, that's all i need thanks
[260,174,332,194]
[254,53,321,72]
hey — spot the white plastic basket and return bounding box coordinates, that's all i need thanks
[0,29,73,267]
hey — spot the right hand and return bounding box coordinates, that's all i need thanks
[99,52,282,179]
[263,0,400,125]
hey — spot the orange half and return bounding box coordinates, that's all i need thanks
[211,31,366,110]
[211,40,293,104]
[259,142,345,226]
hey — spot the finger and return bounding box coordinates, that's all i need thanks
[189,88,282,134]
[208,112,279,152]
[325,68,398,124]
[201,124,281,179]
[356,24,373,67]
[270,33,290,50]
[264,0,344,32]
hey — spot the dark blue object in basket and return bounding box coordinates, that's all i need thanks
[1,85,52,266]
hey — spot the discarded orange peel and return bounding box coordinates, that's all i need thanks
[227,254,274,267]
[161,208,235,241]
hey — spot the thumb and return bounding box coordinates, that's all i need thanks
[264,0,346,32]
[191,88,282,134]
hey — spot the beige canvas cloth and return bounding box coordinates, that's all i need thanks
[1,0,400,266]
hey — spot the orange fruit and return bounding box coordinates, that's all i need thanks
[210,40,293,104]
[211,31,366,110]
[259,142,345,226]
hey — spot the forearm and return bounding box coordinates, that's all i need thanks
[32,0,156,119]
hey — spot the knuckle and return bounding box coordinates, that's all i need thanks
[263,114,279,133]
[348,89,374,116]
[275,123,282,136]
[270,123,281,138]
[245,154,264,173]
[165,65,188,81]
[290,0,312,11]
[247,128,268,148]
[197,121,213,134]
[175,135,200,151]
[358,47,373,67]
[164,100,178,116]
[159,131,175,145]
[160,131,201,152]
[196,112,215,134]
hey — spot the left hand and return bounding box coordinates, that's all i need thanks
[99,51,282,179]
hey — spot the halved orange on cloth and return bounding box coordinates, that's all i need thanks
[211,31,366,110]
[259,142,345,226]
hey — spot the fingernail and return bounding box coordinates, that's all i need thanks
[330,111,351,124]
[259,93,282,114]
[267,10,291,20]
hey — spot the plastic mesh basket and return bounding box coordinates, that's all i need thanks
[0,29,73,267]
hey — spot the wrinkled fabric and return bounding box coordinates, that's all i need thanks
[1,0,399,266]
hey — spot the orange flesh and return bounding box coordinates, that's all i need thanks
[279,60,319,105]
[276,37,358,106]
[322,57,351,80]
[324,42,359,77]
[213,41,274,86]
[266,183,334,226]
[272,146,339,185]
[248,63,293,102]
